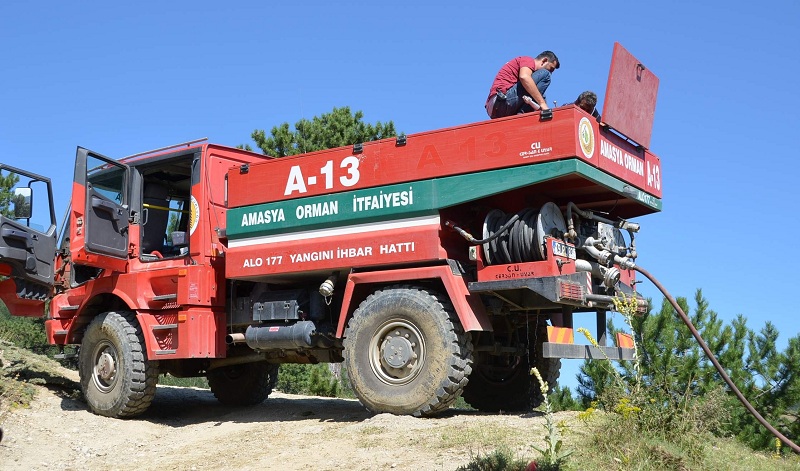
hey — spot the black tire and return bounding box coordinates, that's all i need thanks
[78,311,158,418]
[207,362,279,406]
[343,286,473,417]
[462,319,561,412]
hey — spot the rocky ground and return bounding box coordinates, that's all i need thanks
[0,347,581,471]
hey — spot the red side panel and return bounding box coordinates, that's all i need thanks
[228,111,582,208]
[597,129,663,198]
[227,223,443,278]
[138,308,226,358]
[0,278,45,317]
[228,107,664,209]
[602,42,659,149]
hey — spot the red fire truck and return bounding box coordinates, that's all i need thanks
[0,43,661,418]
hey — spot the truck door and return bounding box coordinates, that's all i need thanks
[0,164,58,316]
[71,148,130,272]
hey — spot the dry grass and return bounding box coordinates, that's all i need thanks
[0,339,80,422]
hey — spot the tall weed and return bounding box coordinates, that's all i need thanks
[577,293,730,465]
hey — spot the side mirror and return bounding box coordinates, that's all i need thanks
[12,187,32,219]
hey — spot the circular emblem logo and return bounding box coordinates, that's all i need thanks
[189,195,200,235]
[578,117,595,159]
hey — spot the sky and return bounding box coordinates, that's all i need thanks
[2,1,799,393]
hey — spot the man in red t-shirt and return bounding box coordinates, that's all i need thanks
[485,51,560,119]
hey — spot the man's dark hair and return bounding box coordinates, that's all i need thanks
[536,50,560,69]
[575,91,598,110]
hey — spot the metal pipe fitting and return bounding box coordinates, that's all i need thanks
[225,333,246,345]
[575,258,621,288]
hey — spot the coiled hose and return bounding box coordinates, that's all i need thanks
[482,209,542,264]
[635,265,800,454]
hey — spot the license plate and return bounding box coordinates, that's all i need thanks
[551,240,576,259]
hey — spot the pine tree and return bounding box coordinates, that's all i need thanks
[244,106,397,157]
[578,289,800,451]
[577,356,616,406]
[727,322,800,449]
[549,384,581,411]
[0,171,21,217]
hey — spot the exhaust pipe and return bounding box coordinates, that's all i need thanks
[225,333,246,345]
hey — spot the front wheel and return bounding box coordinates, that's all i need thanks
[343,286,472,417]
[78,311,159,418]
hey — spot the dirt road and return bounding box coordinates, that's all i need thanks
[1,375,582,471]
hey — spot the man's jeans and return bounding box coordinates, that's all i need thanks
[487,69,551,118]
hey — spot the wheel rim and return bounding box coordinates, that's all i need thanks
[369,319,425,385]
[92,340,119,393]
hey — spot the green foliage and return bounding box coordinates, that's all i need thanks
[276,363,346,398]
[578,289,800,453]
[727,322,800,450]
[576,357,615,407]
[575,293,728,465]
[529,368,572,470]
[548,385,581,412]
[0,370,38,418]
[456,447,529,471]
[245,106,397,157]
[275,363,311,394]
[575,386,733,468]
[0,340,81,422]
[452,395,476,410]
[158,374,209,388]
[0,303,48,351]
[167,213,180,235]
[0,171,21,217]
[308,363,339,397]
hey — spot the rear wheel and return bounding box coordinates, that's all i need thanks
[344,286,472,416]
[207,362,279,406]
[78,311,158,418]
[462,319,561,412]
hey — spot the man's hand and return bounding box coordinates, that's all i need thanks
[519,66,549,110]
[522,96,541,110]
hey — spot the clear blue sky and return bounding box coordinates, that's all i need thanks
[2,1,799,393]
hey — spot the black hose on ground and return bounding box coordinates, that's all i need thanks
[634,265,800,454]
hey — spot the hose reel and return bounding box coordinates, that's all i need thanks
[481,202,567,265]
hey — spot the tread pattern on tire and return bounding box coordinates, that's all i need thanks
[79,311,159,418]
[343,285,473,417]
[414,288,473,416]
